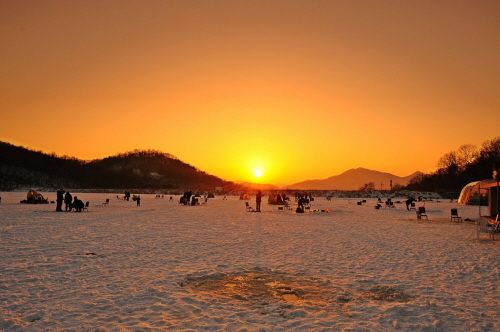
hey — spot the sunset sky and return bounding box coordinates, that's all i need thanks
[1,1,499,185]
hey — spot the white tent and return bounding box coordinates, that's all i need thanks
[458,179,500,217]
[457,179,496,205]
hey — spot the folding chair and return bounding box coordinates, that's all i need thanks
[245,202,254,212]
[476,217,495,240]
[451,208,462,222]
[416,206,428,220]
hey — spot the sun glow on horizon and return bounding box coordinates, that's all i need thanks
[1,1,498,186]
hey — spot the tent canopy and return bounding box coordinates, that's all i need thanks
[457,179,497,205]
[239,193,250,200]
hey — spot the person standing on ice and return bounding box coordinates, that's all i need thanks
[256,190,262,212]
[64,191,72,211]
[56,189,65,212]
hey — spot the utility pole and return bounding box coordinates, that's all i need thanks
[494,170,499,217]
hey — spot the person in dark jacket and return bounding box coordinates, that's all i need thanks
[256,191,262,212]
[64,191,73,211]
[71,196,84,212]
[405,197,415,211]
[56,189,65,212]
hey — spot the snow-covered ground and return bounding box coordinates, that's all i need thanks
[1,192,498,331]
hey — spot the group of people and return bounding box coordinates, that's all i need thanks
[179,191,193,205]
[178,191,210,206]
[295,192,314,202]
[116,191,141,206]
[373,197,418,211]
[254,191,311,213]
[180,191,199,205]
[296,196,310,213]
[56,189,144,211]
[56,189,85,212]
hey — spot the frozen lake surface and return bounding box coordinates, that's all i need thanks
[1,192,499,331]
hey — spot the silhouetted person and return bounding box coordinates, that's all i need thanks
[56,189,65,212]
[405,197,415,211]
[64,191,72,211]
[182,191,193,205]
[298,197,308,212]
[136,196,141,206]
[72,196,84,212]
[256,191,262,212]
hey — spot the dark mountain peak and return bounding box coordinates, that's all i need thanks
[0,142,233,190]
[104,149,179,161]
[337,167,421,178]
[288,168,421,190]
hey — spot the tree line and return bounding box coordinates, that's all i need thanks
[2,137,499,193]
[404,136,500,193]
[0,142,238,191]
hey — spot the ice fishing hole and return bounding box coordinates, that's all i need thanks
[282,292,299,302]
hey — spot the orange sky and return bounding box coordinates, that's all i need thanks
[1,1,499,185]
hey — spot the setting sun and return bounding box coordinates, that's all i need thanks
[254,169,263,178]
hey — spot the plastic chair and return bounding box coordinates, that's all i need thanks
[451,208,462,222]
[245,202,254,212]
[416,206,428,220]
[476,217,495,240]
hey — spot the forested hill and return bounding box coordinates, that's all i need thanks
[0,142,235,191]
